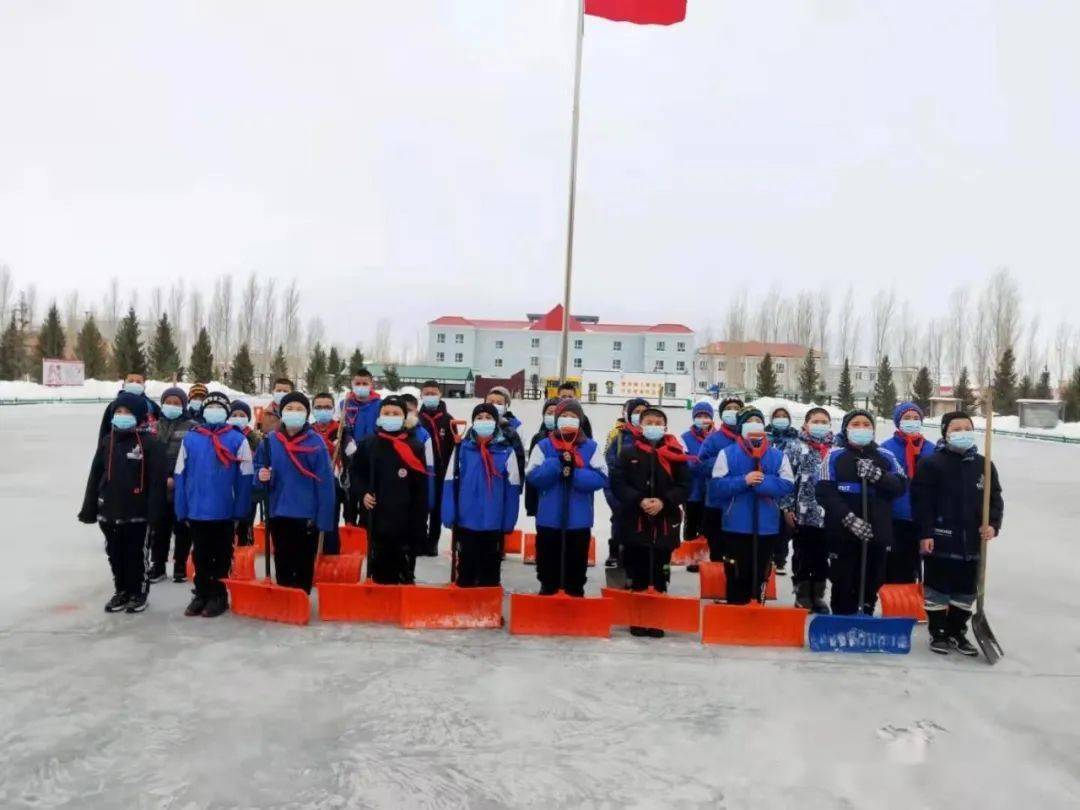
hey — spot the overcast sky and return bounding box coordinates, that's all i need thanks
[1,0,1078,349]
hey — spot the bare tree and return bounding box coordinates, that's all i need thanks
[208,276,234,366]
[722,288,749,342]
[836,285,856,362]
[923,317,946,389]
[894,301,917,369]
[237,272,259,353]
[1021,315,1041,380]
[753,283,783,343]
[63,291,81,341]
[282,280,302,375]
[946,285,968,383]
[148,287,164,328]
[0,264,12,325]
[372,318,393,362]
[814,295,832,361]
[984,267,1021,363]
[257,278,278,374]
[1053,318,1073,392]
[870,288,896,363]
[791,290,815,349]
[102,278,121,339]
[972,303,994,388]
[167,281,186,357]
[305,316,325,357]
[188,288,204,367]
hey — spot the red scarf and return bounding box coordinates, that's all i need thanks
[195,426,238,467]
[476,436,502,489]
[691,425,712,443]
[634,434,692,478]
[343,391,380,428]
[549,432,585,468]
[719,424,739,443]
[737,434,770,462]
[378,430,429,475]
[107,430,146,494]
[274,429,321,481]
[894,430,925,477]
[420,411,444,459]
[313,421,340,455]
[803,433,832,461]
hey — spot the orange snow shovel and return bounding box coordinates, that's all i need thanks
[312,531,364,585]
[503,529,523,555]
[338,524,368,555]
[670,537,709,566]
[224,507,311,625]
[878,582,927,622]
[699,562,777,600]
[510,473,613,638]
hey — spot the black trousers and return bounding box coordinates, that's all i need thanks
[683,501,704,541]
[829,540,886,616]
[923,556,978,611]
[624,544,671,592]
[173,520,192,577]
[885,520,922,584]
[369,530,415,585]
[792,525,829,584]
[317,486,345,556]
[150,508,176,573]
[724,531,775,605]
[773,519,794,566]
[101,522,150,598]
[268,517,319,593]
[608,513,622,559]
[453,527,502,587]
[235,503,258,547]
[536,526,591,596]
[703,508,726,562]
[426,471,447,549]
[190,519,234,599]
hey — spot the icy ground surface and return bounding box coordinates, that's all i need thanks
[1,401,1078,809]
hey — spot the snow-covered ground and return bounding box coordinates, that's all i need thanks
[1,399,1078,808]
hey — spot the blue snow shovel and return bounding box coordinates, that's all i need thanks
[808,471,915,654]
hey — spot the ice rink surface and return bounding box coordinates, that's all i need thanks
[1,400,1078,809]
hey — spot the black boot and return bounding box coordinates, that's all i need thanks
[793,581,813,610]
[201,595,229,618]
[148,565,167,584]
[927,609,950,654]
[125,594,149,613]
[686,563,700,573]
[630,626,649,637]
[947,607,979,656]
[184,595,207,617]
[811,582,830,615]
[105,592,130,613]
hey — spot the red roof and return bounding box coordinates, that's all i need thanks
[429,305,692,335]
[699,341,816,358]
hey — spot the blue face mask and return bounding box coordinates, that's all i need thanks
[493,403,507,417]
[721,411,738,427]
[123,382,145,396]
[112,413,137,431]
[693,417,712,430]
[629,412,641,427]
[947,431,977,451]
[282,411,308,429]
[353,385,371,398]
[899,419,922,436]
[543,413,556,430]
[807,423,831,440]
[189,400,204,413]
[272,391,286,405]
[642,424,665,442]
[771,418,791,431]
[847,427,875,447]
[313,408,334,424]
[421,395,440,410]
[741,422,765,439]
[378,415,403,432]
[473,420,496,438]
[228,416,249,429]
[203,406,227,426]
[161,404,183,421]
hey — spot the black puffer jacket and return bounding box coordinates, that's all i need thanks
[610,438,691,551]
[418,402,456,475]
[79,430,167,524]
[350,432,428,539]
[912,444,1003,561]
[815,440,907,553]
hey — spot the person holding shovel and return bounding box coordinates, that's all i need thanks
[525,397,561,518]
[525,399,608,596]
[695,396,744,564]
[880,402,936,584]
[310,392,345,555]
[911,411,1003,656]
[708,407,795,605]
[612,407,692,637]
[254,392,337,594]
[816,409,907,616]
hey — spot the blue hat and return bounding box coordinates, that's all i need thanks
[114,391,148,424]
[160,386,188,409]
[692,401,715,418]
[892,401,924,427]
[230,399,252,419]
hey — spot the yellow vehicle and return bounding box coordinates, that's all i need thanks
[543,376,582,400]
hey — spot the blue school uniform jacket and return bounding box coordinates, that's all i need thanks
[254,426,337,532]
[173,426,254,522]
[708,442,795,536]
[879,433,935,521]
[526,436,608,531]
[679,426,711,503]
[340,393,382,444]
[441,435,521,533]
[697,427,740,508]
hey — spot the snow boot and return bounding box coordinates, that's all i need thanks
[184,595,207,617]
[647,627,665,639]
[811,582,830,615]
[148,565,167,584]
[686,563,700,573]
[604,555,619,569]
[105,592,130,613]
[794,581,813,610]
[201,595,229,618]
[927,609,950,655]
[947,607,979,657]
[125,594,148,613]
[630,626,650,637]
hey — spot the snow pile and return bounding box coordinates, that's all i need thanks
[925,413,1080,440]
[0,378,251,404]
[693,396,846,423]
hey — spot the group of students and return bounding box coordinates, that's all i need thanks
[80,372,1003,654]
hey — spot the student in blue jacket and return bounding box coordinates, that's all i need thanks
[442,403,521,587]
[525,399,608,596]
[696,396,744,562]
[340,367,382,444]
[879,402,936,585]
[679,400,714,545]
[174,391,255,618]
[708,407,796,604]
[255,392,337,594]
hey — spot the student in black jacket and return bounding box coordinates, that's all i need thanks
[556,381,593,438]
[349,396,429,584]
[150,386,196,583]
[912,411,1004,656]
[96,373,162,439]
[815,409,907,616]
[611,407,692,638]
[78,392,167,613]
[418,380,456,555]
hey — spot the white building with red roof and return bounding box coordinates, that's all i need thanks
[427,304,695,382]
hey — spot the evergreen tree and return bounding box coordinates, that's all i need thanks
[871,354,898,417]
[230,343,256,393]
[348,348,365,376]
[991,347,1019,415]
[189,327,214,383]
[304,342,328,392]
[1034,368,1053,400]
[75,315,108,379]
[954,367,977,413]
[111,307,147,378]
[270,345,289,380]
[327,346,346,391]
[837,358,855,410]
[383,363,401,392]
[755,353,779,397]
[0,315,27,380]
[912,366,933,411]
[36,302,65,358]
[148,314,182,381]
[1063,367,1080,422]
[797,348,819,404]
[1016,374,1032,401]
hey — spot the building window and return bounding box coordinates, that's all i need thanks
[531,337,540,348]
[655,360,665,371]
[573,358,582,369]
[573,339,583,350]
[612,359,621,370]
[530,356,539,367]
[698,360,707,370]
[718,360,726,371]
[494,339,503,349]
[870,372,876,381]
[656,341,666,352]
[454,353,463,363]
[436,333,446,344]
[494,358,503,368]
[605,381,615,395]
[777,363,785,373]
[435,352,445,362]
[676,361,686,372]
[676,341,686,352]
[856,372,863,381]
[613,340,622,352]
[455,334,464,344]
[664,383,677,397]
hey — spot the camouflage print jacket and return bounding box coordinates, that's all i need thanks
[778,434,832,529]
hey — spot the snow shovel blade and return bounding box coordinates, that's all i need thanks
[509,591,613,638]
[316,581,403,624]
[522,533,537,565]
[971,609,1004,665]
[601,587,701,634]
[313,553,364,585]
[671,537,709,566]
[338,524,368,556]
[185,556,195,581]
[701,604,807,646]
[878,583,927,623]
[503,530,523,555]
[224,578,310,626]
[699,563,777,600]
[229,545,256,581]
[586,536,597,567]
[807,614,915,654]
[252,523,266,554]
[400,585,504,629]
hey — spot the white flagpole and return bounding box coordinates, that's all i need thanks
[558,0,586,383]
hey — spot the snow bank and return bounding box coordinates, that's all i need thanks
[925,413,1080,440]
[0,378,251,403]
[693,396,846,422]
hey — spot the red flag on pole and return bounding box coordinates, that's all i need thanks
[585,0,687,25]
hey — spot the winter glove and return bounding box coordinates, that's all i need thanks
[560,452,574,478]
[77,511,96,525]
[842,512,874,542]
[856,458,882,483]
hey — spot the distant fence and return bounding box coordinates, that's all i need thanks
[0,397,114,406]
